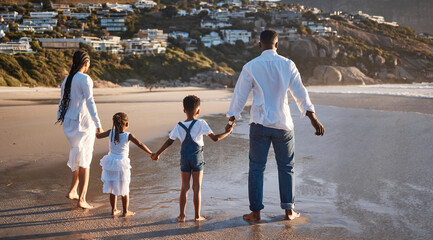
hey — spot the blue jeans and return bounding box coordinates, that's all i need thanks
[249,123,295,212]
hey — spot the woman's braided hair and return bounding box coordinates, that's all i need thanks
[57,50,90,124]
[111,112,128,144]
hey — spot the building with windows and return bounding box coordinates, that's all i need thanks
[0,38,33,54]
[63,11,91,20]
[77,3,102,11]
[18,24,53,33]
[0,11,22,21]
[135,0,157,9]
[221,29,251,44]
[137,29,168,44]
[23,18,57,26]
[200,20,232,29]
[100,18,127,32]
[106,3,134,12]
[30,12,58,19]
[168,31,189,39]
[38,38,81,49]
[201,32,223,47]
[122,38,166,55]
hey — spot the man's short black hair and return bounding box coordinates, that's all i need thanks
[183,95,201,112]
[260,30,278,45]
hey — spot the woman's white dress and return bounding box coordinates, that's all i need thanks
[58,72,102,171]
[100,130,132,196]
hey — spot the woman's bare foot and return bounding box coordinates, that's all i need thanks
[123,211,136,217]
[66,192,79,200]
[77,201,94,209]
[112,209,121,216]
[243,211,261,223]
[195,216,207,222]
[176,215,186,222]
[285,209,300,220]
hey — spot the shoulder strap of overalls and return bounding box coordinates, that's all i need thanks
[177,120,197,135]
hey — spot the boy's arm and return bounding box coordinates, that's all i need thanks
[208,125,234,142]
[128,133,152,155]
[153,138,175,160]
[96,129,110,139]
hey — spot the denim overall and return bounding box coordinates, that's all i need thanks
[178,120,205,172]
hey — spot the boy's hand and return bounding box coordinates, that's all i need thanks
[151,153,159,161]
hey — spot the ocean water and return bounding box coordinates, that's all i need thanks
[307,83,433,99]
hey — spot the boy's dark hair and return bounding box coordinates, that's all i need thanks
[260,30,278,45]
[183,95,200,112]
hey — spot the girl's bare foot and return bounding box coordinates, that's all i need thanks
[77,201,94,209]
[195,216,207,222]
[66,192,79,200]
[123,211,136,217]
[112,209,121,216]
[176,215,186,222]
[243,211,261,222]
[285,209,300,220]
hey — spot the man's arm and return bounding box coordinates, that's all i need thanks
[306,111,325,136]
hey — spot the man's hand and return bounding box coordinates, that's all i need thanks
[225,116,236,132]
[306,111,325,136]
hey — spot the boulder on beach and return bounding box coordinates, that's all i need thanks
[290,39,318,58]
[308,65,374,85]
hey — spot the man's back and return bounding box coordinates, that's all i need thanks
[228,49,314,130]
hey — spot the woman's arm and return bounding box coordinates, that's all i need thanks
[129,133,152,155]
[81,76,102,129]
[96,129,110,139]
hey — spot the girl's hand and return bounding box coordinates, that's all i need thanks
[96,128,103,134]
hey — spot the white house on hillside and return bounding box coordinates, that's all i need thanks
[221,29,251,44]
[201,32,223,47]
[135,0,157,9]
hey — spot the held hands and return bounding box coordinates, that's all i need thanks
[150,153,159,161]
[96,128,103,134]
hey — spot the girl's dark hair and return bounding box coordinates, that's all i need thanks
[57,50,90,124]
[111,112,128,144]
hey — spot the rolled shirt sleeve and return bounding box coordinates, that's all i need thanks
[288,61,315,118]
[81,76,102,128]
[227,66,253,120]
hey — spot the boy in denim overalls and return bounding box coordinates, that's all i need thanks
[152,95,234,222]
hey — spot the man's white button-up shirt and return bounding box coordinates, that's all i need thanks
[227,49,315,131]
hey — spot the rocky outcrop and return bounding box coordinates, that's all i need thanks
[290,39,318,58]
[308,65,375,85]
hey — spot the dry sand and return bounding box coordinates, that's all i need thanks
[1,86,432,239]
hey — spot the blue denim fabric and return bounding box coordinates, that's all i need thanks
[249,123,295,211]
[179,120,205,172]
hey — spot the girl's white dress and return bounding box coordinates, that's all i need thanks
[100,130,132,196]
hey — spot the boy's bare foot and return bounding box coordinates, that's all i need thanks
[243,211,261,223]
[123,211,136,217]
[66,192,79,200]
[285,209,301,220]
[176,215,186,222]
[112,209,121,216]
[195,216,207,222]
[77,201,94,209]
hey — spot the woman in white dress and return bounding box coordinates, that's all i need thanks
[57,50,103,209]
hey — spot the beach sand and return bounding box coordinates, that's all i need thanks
[1,87,432,239]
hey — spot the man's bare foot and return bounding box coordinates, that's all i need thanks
[112,209,121,216]
[66,192,79,200]
[285,209,301,220]
[176,215,186,222]
[195,216,207,222]
[243,211,261,223]
[123,211,136,217]
[77,201,94,209]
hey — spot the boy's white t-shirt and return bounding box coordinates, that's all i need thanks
[169,119,213,146]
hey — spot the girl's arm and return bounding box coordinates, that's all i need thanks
[129,133,152,155]
[96,129,110,139]
[152,138,175,160]
[208,125,234,142]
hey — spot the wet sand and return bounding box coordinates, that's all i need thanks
[1,87,432,239]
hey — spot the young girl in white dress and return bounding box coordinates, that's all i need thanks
[96,112,153,216]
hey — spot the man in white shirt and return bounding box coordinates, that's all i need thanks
[226,30,325,222]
